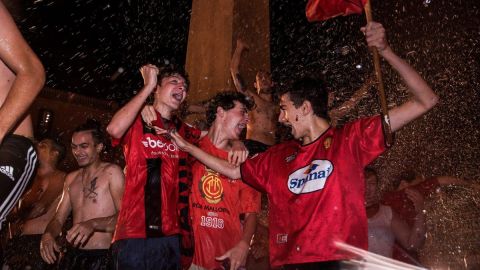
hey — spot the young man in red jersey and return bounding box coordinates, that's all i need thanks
[188,91,260,270]
[162,22,438,269]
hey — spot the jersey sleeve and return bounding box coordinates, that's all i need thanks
[239,183,261,214]
[345,115,386,167]
[240,151,270,194]
[111,115,141,147]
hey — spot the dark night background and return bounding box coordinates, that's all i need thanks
[5,0,480,266]
[13,0,479,180]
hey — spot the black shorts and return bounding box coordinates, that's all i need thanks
[3,234,54,270]
[0,134,38,229]
[60,248,112,270]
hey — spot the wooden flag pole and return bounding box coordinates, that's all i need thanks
[364,0,394,147]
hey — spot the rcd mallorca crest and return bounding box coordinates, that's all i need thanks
[199,168,224,204]
[287,160,333,194]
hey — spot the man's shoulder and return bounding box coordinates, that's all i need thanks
[66,169,81,181]
[99,162,123,178]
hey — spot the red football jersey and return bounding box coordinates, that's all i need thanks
[241,116,385,267]
[190,136,260,269]
[112,115,201,241]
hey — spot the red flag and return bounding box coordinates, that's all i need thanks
[306,0,367,22]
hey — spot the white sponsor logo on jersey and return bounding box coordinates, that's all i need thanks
[141,136,178,152]
[0,166,14,181]
[287,160,333,194]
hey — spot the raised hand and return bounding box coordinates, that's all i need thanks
[361,22,389,52]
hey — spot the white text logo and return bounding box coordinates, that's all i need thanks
[287,160,333,194]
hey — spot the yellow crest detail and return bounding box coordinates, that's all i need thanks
[200,168,223,204]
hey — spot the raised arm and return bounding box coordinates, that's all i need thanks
[230,39,249,93]
[0,2,45,143]
[329,74,374,126]
[362,22,439,132]
[107,64,158,139]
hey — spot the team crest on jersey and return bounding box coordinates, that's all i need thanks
[199,168,224,204]
[287,160,333,194]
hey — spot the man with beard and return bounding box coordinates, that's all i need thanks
[40,121,124,269]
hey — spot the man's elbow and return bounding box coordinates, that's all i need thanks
[421,92,439,112]
[106,124,122,139]
[25,57,46,94]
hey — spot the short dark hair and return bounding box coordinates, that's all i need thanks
[157,64,190,91]
[206,91,255,127]
[73,119,106,147]
[277,77,329,120]
[41,137,66,164]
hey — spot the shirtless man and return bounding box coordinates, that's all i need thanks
[3,138,66,269]
[0,1,45,229]
[230,39,277,147]
[40,121,124,269]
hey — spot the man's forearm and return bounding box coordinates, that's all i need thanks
[186,142,241,179]
[382,47,438,110]
[107,85,153,139]
[44,219,63,239]
[89,214,118,233]
[241,213,257,246]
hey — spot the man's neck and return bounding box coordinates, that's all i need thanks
[257,89,273,102]
[37,162,57,176]
[207,125,231,151]
[82,160,102,175]
[153,100,173,120]
[301,116,331,145]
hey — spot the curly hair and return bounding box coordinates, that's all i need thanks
[157,64,190,91]
[206,91,255,127]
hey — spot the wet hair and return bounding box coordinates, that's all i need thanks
[277,77,330,120]
[157,64,190,91]
[41,136,66,164]
[73,119,106,147]
[206,91,255,127]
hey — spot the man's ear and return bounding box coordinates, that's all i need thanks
[96,142,105,153]
[302,100,313,115]
[216,106,226,119]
